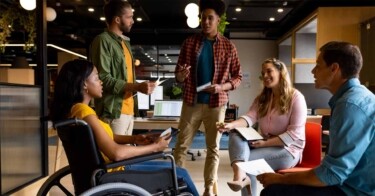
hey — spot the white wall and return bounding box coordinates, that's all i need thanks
[228,39,277,116]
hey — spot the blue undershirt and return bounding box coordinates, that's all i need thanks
[197,38,214,104]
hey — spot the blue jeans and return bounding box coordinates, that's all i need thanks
[126,160,199,196]
[229,131,299,196]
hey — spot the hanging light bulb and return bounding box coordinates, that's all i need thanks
[46,7,57,22]
[187,16,199,28]
[184,3,199,17]
[20,0,36,11]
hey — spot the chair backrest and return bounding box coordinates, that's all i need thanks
[298,122,322,168]
[54,118,105,195]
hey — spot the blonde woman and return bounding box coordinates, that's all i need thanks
[218,58,307,195]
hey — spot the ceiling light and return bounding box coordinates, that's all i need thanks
[283,1,288,6]
[187,16,199,28]
[134,59,140,66]
[88,8,94,12]
[136,17,142,22]
[46,7,57,22]
[132,9,135,12]
[64,9,74,13]
[235,8,242,12]
[277,8,284,13]
[20,0,36,11]
[232,17,237,20]
[269,17,275,21]
[100,17,105,21]
[184,3,199,17]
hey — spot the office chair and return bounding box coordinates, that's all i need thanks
[38,118,191,196]
[187,131,204,161]
[277,122,322,173]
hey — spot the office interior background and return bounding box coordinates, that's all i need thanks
[0,0,375,195]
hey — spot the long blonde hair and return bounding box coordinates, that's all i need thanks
[257,58,295,117]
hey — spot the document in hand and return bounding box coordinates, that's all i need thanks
[236,159,274,176]
[234,127,263,141]
[159,127,179,139]
[196,82,211,92]
[160,127,172,137]
[155,77,168,86]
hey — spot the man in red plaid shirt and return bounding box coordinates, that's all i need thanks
[173,0,242,195]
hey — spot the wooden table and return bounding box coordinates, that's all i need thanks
[134,116,322,130]
[133,117,205,131]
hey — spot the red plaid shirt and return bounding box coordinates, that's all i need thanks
[175,33,242,107]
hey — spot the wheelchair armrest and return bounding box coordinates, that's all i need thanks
[105,152,167,169]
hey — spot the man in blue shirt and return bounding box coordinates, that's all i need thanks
[257,41,375,196]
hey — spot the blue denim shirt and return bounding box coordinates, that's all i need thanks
[314,78,375,196]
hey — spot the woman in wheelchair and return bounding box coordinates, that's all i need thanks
[50,59,198,196]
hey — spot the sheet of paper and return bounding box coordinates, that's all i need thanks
[236,159,274,176]
[196,82,211,92]
[155,77,168,86]
[235,127,263,141]
[159,127,172,137]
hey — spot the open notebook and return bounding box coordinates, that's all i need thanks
[147,100,183,121]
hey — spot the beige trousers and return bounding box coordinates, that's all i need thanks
[102,114,134,135]
[173,103,226,191]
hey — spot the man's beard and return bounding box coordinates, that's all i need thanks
[119,21,131,33]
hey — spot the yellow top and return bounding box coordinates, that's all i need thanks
[121,41,134,115]
[70,103,123,171]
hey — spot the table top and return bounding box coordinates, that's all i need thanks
[133,116,322,130]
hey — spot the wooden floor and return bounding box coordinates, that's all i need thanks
[49,147,262,195]
[12,143,264,196]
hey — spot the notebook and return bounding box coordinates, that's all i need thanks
[147,100,183,121]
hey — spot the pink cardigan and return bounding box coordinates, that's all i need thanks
[240,90,307,160]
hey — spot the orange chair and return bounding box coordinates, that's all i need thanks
[278,122,322,173]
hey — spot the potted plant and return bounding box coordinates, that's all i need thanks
[165,83,183,99]
[0,3,36,53]
[218,13,229,35]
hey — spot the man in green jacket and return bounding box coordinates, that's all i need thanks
[90,0,155,135]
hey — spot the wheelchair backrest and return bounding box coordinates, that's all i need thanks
[54,118,105,195]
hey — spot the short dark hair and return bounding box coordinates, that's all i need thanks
[320,41,363,79]
[50,59,94,122]
[199,0,226,16]
[104,0,132,24]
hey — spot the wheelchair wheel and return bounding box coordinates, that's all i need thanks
[80,182,152,196]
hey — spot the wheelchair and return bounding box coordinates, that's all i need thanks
[37,118,193,196]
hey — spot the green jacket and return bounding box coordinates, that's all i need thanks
[90,30,138,119]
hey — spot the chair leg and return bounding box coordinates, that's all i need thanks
[187,150,195,161]
[172,148,197,161]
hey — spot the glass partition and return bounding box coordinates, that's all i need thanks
[0,83,44,195]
